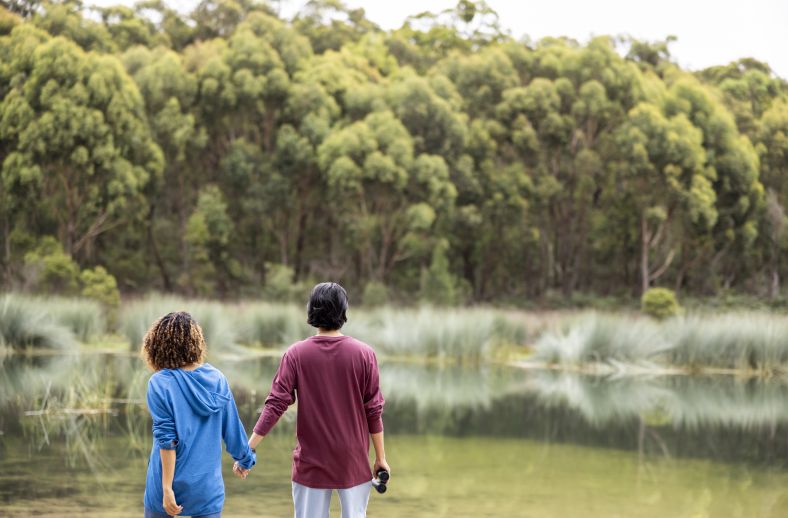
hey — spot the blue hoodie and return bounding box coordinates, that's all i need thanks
[144,364,256,516]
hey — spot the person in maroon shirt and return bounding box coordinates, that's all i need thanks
[234,282,389,518]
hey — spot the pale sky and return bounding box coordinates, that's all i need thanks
[93,0,788,78]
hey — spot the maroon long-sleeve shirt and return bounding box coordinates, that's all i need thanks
[253,334,385,489]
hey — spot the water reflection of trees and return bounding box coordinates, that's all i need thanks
[4,354,788,467]
[381,366,788,466]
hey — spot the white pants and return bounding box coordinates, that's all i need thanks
[292,481,371,518]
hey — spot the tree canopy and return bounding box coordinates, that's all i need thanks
[1,0,787,305]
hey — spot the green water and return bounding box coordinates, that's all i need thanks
[1,352,788,517]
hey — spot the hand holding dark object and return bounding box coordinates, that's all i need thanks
[372,468,390,494]
[373,457,390,478]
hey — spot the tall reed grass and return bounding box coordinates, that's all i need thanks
[345,306,528,362]
[0,294,106,350]
[121,295,239,352]
[0,294,75,350]
[31,296,106,342]
[120,298,531,361]
[532,311,788,372]
[235,303,312,347]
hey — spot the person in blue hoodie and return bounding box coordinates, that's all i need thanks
[141,311,256,517]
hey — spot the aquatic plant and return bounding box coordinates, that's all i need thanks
[532,311,788,372]
[346,306,528,362]
[0,294,75,350]
[531,312,669,366]
[663,313,788,370]
[121,295,239,352]
[235,303,312,347]
[33,296,106,342]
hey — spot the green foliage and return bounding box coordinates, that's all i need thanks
[0,7,20,35]
[80,265,121,330]
[0,1,787,306]
[421,240,464,306]
[0,24,163,261]
[641,287,681,319]
[361,281,389,306]
[183,185,235,295]
[261,263,309,303]
[23,237,80,295]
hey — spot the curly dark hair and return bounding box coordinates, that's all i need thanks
[307,282,348,330]
[142,311,206,370]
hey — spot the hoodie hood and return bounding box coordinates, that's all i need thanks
[168,365,229,417]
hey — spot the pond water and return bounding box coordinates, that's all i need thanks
[1,352,787,517]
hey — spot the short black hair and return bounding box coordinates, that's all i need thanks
[307,282,348,330]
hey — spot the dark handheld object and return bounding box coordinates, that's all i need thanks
[372,469,389,494]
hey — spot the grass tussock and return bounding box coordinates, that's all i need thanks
[122,299,531,362]
[0,294,76,350]
[532,311,788,372]
[235,303,312,347]
[31,296,106,342]
[121,295,239,352]
[346,306,529,362]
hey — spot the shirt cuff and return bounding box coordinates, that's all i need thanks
[157,439,178,450]
[368,417,384,434]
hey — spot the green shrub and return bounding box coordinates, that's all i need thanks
[80,267,121,307]
[362,281,389,306]
[641,288,681,319]
[263,263,309,302]
[421,240,464,306]
[23,237,80,295]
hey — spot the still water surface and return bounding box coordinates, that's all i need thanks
[1,352,787,517]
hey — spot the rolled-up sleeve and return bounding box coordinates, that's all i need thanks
[364,351,385,434]
[253,351,297,436]
[147,379,178,450]
[222,381,257,470]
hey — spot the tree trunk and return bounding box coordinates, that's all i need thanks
[641,213,650,294]
[770,268,780,299]
[147,203,172,291]
[1,206,10,287]
[293,208,308,281]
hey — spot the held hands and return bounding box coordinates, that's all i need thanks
[163,487,183,516]
[232,460,251,479]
